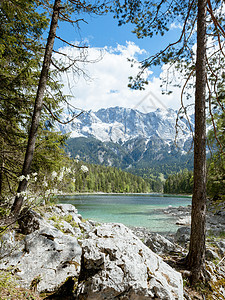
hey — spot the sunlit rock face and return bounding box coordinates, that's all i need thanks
[57,106,194,148]
[75,223,183,300]
[56,106,194,171]
[0,205,184,299]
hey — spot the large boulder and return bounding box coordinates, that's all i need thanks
[0,224,82,293]
[75,223,183,300]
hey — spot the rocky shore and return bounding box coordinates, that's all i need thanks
[0,202,224,299]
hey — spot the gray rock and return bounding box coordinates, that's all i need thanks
[0,224,82,293]
[207,225,225,237]
[205,248,220,261]
[75,223,183,300]
[0,230,16,259]
[18,209,41,234]
[60,220,76,235]
[79,220,95,233]
[176,216,191,226]
[55,203,78,215]
[52,204,82,224]
[216,240,225,256]
[175,227,191,244]
[145,233,177,255]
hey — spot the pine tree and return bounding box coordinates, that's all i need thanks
[113,0,225,283]
[0,0,48,196]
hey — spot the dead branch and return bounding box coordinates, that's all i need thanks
[175,68,195,148]
[206,56,225,114]
[43,103,84,124]
[59,12,88,24]
[51,58,78,72]
[207,0,225,38]
[206,77,225,156]
[55,35,88,48]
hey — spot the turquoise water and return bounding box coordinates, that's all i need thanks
[58,194,191,234]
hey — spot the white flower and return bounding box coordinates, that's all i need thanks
[52,188,58,194]
[17,191,27,197]
[51,171,57,180]
[26,174,30,181]
[43,181,48,187]
[81,165,89,173]
[65,167,71,174]
[45,190,51,197]
[58,171,64,181]
[18,175,26,181]
[32,172,38,177]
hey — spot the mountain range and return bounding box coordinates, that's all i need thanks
[56,107,194,176]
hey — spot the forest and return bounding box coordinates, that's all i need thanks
[65,162,162,193]
[163,111,225,199]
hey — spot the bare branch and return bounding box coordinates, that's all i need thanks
[175,68,195,149]
[206,56,225,114]
[59,12,88,24]
[43,103,83,124]
[206,77,225,157]
[207,0,225,38]
[52,49,69,57]
[51,58,77,72]
[55,36,88,49]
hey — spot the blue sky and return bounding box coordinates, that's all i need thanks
[56,11,180,52]
[53,11,189,113]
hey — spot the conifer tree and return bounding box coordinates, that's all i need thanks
[113,0,225,284]
[6,0,106,217]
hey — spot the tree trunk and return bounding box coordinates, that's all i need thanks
[186,0,207,284]
[10,0,61,216]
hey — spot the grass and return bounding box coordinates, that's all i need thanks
[0,270,42,300]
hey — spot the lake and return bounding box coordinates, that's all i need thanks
[58,194,191,234]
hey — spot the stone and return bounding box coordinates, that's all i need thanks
[145,233,177,255]
[60,220,76,235]
[52,204,82,224]
[205,247,220,261]
[75,223,183,300]
[0,230,16,259]
[216,240,225,256]
[79,220,95,233]
[0,224,82,293]
[18,209,41,234]
[175,227,191,244]
[176,216,191,226]
[55,203,78,215]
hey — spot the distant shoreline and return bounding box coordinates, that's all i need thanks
[58,192,192,198]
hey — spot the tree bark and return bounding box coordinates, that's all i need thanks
[186,0,207,283]
[10,0,61,216]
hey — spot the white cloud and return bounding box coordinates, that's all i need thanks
[170,22,183,30]
[54,41,190,113]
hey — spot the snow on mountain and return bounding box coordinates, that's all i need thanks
[56,106,194,151]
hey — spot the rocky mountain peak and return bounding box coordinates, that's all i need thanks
[56,106,194,148]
